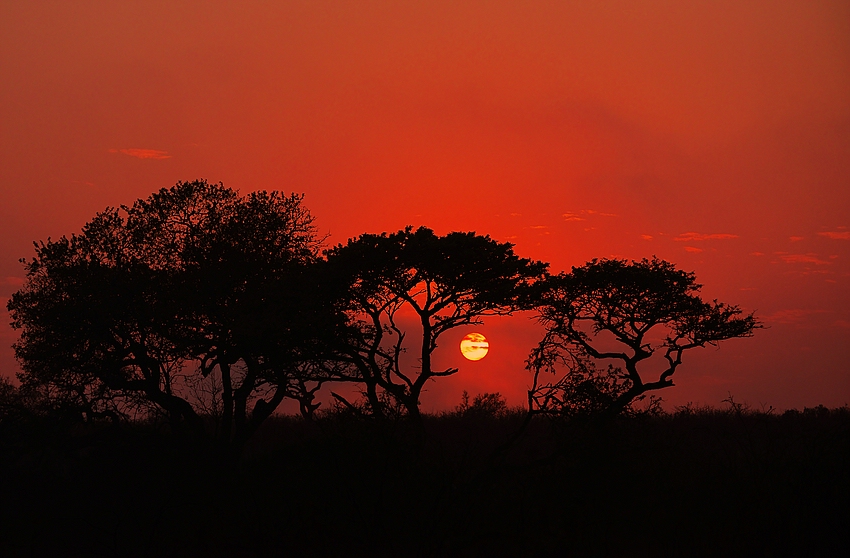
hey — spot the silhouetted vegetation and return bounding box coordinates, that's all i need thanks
[7,182,548,449]
[528,258,760,419]
[321,226,547,421]
[0,393,847,556]
[4,180,844,554]
[7,181,336,458]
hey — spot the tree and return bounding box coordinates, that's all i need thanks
[323,226,547,420]
[7,180,327,454]
[527,257,760,418]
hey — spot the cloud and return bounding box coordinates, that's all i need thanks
[789,236,804,242]
[674,232,739,242]
[684,246,703,253]
[761,309,828,325]
[640,234,653,240]
[750,252,765,256]
[109,148,172,159]
[529,225,548,229]
[818,231,850,240]
[778,253,831,265]
[563,209,618,221]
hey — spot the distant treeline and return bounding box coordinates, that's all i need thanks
[5,180,759,458]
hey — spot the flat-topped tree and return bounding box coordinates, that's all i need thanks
[528,257,760,418]
[324,226,547,420]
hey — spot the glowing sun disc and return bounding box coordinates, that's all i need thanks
[460,333,489,361]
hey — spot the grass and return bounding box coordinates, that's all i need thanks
[1,404,848,556]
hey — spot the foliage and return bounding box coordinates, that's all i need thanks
[455,391,510,418]
[323,226,548,419]
[7,181,764,449]
[528,257,760,418]
[7,180,326,453]
[1,405,847,555]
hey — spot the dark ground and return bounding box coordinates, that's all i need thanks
[1,405,848,557]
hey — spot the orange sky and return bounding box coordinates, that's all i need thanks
[1,0,848,411]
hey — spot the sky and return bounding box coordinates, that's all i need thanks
[1,0,849,412]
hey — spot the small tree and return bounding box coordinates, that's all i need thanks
[528,257,759,418]
[324,226,547,420]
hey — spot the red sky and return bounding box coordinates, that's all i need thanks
[2,0,848,411]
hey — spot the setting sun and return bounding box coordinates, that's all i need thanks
[460,333,490,361]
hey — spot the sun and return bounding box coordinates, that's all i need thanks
[460,332,489,361]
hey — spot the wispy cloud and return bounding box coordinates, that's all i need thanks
[789,236,804,242]
[819,231,850,240]
[563,209,618,221]
[778,253,832,265]
[109,148,172,159]
[640,234,653,240]
[762,309,828,325]
[674,232,739,242]
[750,252,765,256]
[684,246,703,253]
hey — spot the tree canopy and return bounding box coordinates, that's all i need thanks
[527,257,760,417]
[7,180,328,453]
[7,181,763,450]
[323,226,548,419]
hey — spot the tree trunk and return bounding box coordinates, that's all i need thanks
[364,377,386,419]
[230,385,287,460]
[219,361,233,448]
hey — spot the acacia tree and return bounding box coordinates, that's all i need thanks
[7,180,327,453]
[323,226,547,420]
[527,257,759,418]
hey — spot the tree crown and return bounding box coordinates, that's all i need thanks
[528,257,761,417]
[326,226,548,318]
[539,257,758,351]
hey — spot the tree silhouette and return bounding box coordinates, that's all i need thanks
[323,226,547,420]
[7,180,326,454]
[527,257,760,418]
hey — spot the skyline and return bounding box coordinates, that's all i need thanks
[1,0,848,411]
